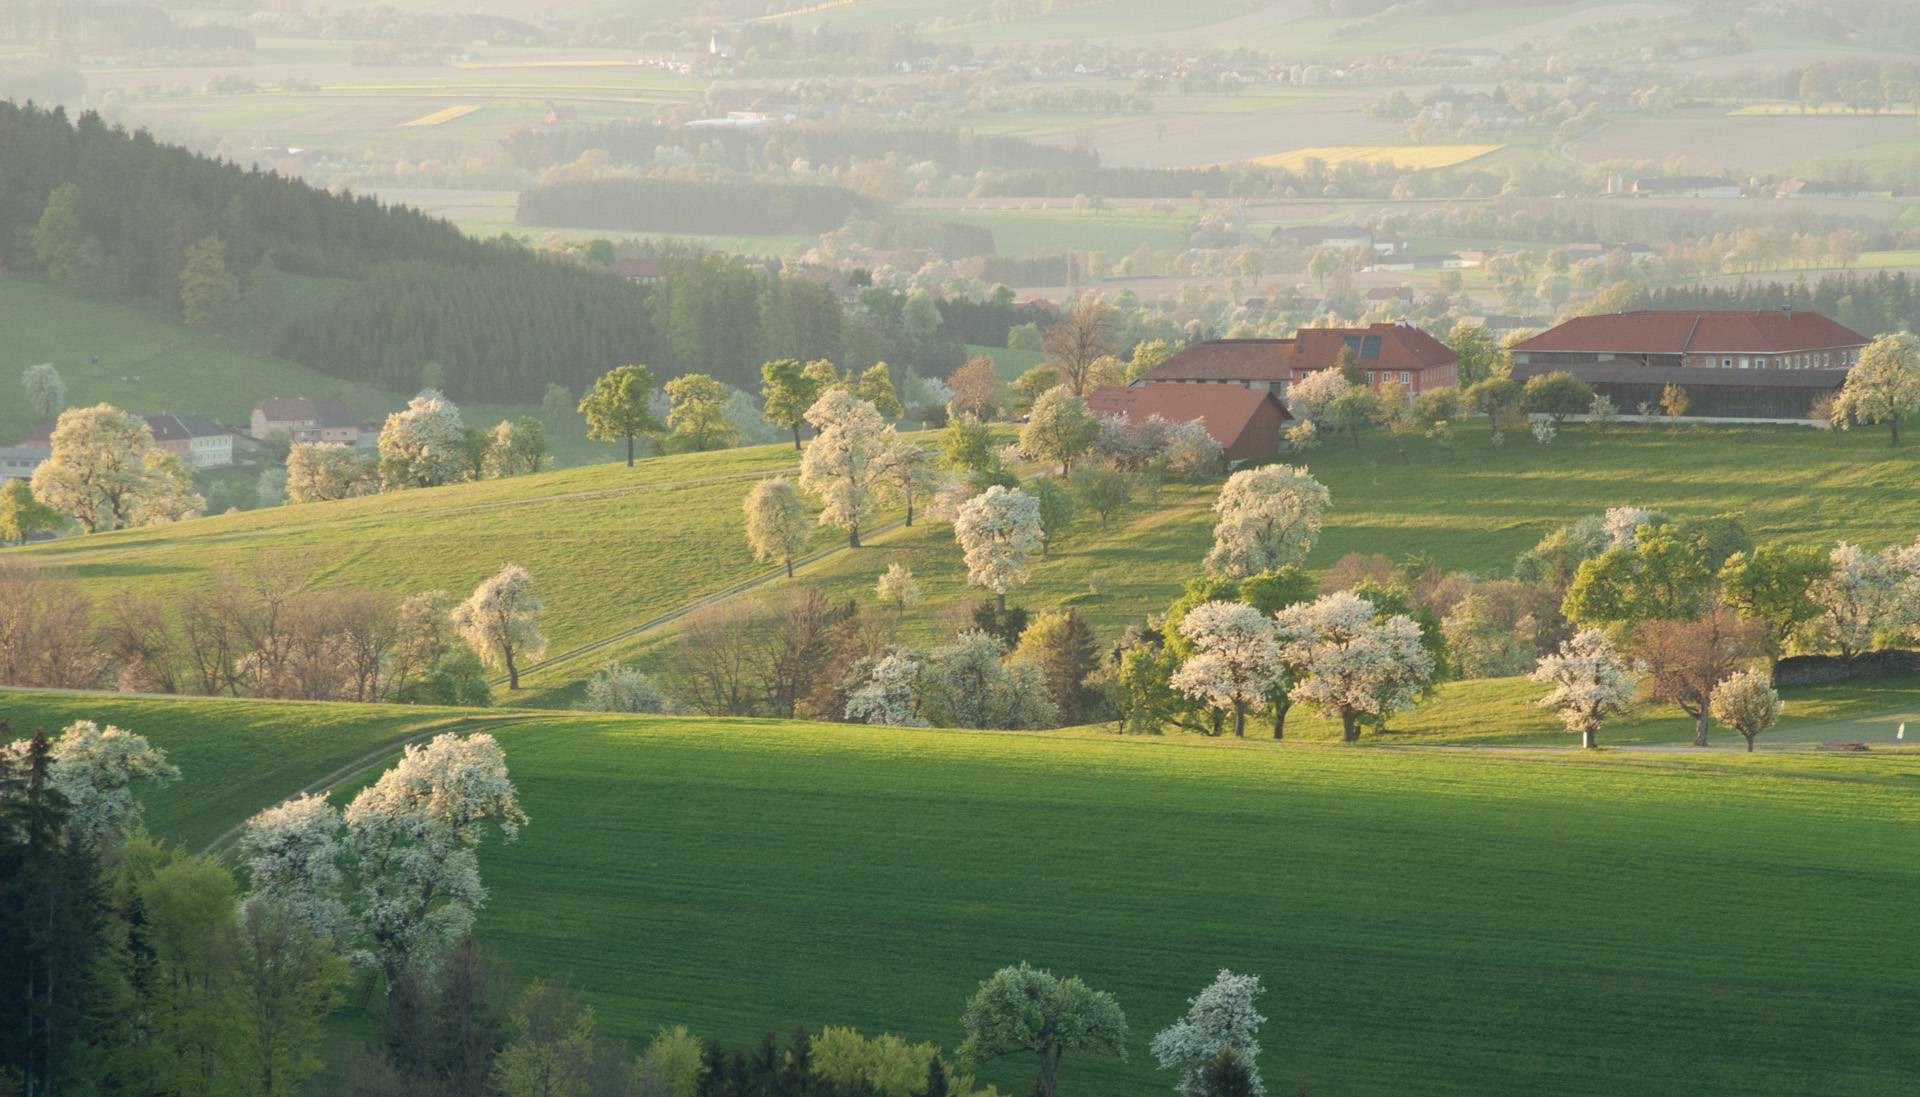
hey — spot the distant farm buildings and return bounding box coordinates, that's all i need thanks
[1510,308,1869,421]
[0,445,49,482]
[251,398,361,446]
[144,413,235,468]
[1087,383,1290,464]
[1138,323,1459,398]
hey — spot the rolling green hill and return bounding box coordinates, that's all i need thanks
[2,690,1915,1095]
[11,420,1920,709]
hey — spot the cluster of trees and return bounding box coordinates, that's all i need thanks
[516,179,886,236]
[0,556,549,702]
[0,719,524,1097]
[1640,272,1920,346]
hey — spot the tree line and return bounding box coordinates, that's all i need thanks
[502,120,1094,176]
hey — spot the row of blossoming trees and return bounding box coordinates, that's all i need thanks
[721,380,1914,747]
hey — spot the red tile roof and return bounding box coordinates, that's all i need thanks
[1086,383,1290,447]
[1511,310,1868,356]
[1141,325,1457,384]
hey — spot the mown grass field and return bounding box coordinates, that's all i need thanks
[3,690,1915,1095]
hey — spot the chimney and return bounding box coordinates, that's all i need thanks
[1782,305,1792,320]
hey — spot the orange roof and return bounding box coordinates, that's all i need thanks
[1086,383,1289,447]
[1511,310,1867,355]
[1142,325,1456,383]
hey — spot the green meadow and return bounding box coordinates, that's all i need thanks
[1,690,1914,1095]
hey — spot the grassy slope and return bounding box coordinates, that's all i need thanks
[4,444,824,659]
[3,690,1915,1095]
[0,277,604,466]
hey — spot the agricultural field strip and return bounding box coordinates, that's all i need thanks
[399,104,480,127]
[1249,144,1504,171]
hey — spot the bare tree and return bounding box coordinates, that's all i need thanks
[1043,295,1117,396]
[1636,608,1766,747]
[98,595,182,693]
[670,601,771,716]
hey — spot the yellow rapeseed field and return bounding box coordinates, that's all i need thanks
[1250,144,1503,171]
[398,104,481,127]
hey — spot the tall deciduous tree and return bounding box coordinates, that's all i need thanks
[856,362,905,420]
[578,364,663,467]
[1718,543,1827,654]
[1150,970,1266,1097]
[743,477,809,578]
[482,418,549,479]
[1043,295,1117,396]
[947,357,1004,421]
[285,443,377,504]
[760,358,821,450]
[377,390,467,489]
[1020,386,1100,475]
[664,373,739,452]
[954,485,1043,614]
[958,962,1128,1097]
[799,390,886,548]
[1635,609,1765,747]
[1024,476,1076,558]
[1808,541,1915,659]
[1170,602,1283,738]
[1531,629,1637,749]
[1204,465,1330,579]
[1833,331,1920,445]
[1710,669,1782,753]
[452,565,547,690]
[1275,592,1433,743]
[31,404,204,533]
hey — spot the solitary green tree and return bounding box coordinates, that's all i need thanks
[957,962,1129,1097]
[578,364,663,466]
[664,373,739,452]
[761,358,822,450]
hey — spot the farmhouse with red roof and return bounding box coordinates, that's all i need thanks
[1509,308,1869,421]
[1138,323,1459,397]
[1086,383,1290,464]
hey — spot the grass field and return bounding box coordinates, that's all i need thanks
[2,689,1914,1094]
[1249,145,1504,172]
[0,277,608,467]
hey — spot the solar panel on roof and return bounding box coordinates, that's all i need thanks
[1361,335,1381,359]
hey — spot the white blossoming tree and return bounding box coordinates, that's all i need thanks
[2,720,180,841]
[1286,369,1351,426]
[286,442,377,504]
[1170,601,1284,738]
[1150,970,1267,1097]
[916,631,1058,730]
[22,362,65,420]
[954,485,1044,614]
[743,476,811,578]
[236,791,348,938]
[1162,419,1225,480]
[1811,541,1914,658]
[1204,465,1330,579]
[875,562,920,610]
[1832,331,1920,445]
[342,732,527,982]
[1275,592,1434,743]
[452,564,547,689]
[376,389,467,489]
[577,662,671,713]
[1602,506,1666,548]
[844,650,925,726]
[1530,629,1637,750]
[799,389,887,547]
[1710,669,1783,753]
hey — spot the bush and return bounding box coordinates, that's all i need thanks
[577,662,672,713]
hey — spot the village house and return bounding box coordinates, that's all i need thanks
[1630,176,1743,199]
[145,414,235,468]
[251,398,361,446]
[0,445,49,482]
[1086,383,1290,464]
[1509,308,1869,420]
[612,256,665,285]
[1137,323,1460,398]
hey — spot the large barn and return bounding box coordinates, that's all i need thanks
[1138,324,1459,397]
[1508,308,1869,421]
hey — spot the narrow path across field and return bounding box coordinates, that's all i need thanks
[196,712,549,856]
